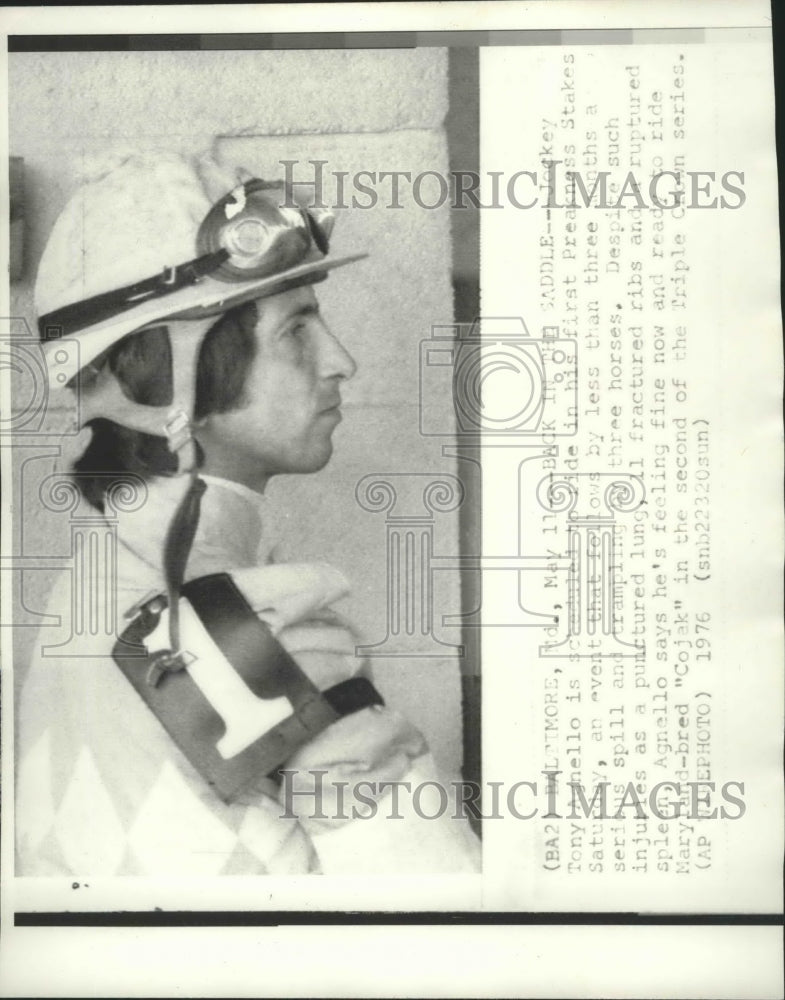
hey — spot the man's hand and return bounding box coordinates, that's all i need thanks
[278,706,427,832]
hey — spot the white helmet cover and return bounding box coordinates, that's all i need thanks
[36,152,366,388]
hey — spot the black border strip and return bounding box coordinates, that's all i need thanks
[7,29,723,53]
[445,45,482,828]
[14,911,784,927]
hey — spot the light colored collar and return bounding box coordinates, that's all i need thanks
[114,473,271,590]
[199,474,267,513]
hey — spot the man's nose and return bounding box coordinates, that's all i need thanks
[317,323,357,381]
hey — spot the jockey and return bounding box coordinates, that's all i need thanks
[16,151,480,876]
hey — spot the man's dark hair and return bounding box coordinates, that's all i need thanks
[73,301,258,509]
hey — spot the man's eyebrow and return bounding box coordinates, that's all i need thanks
[273,301,321,335]
[285,303,320,321]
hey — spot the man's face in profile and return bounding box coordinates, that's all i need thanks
[197,285,357,491]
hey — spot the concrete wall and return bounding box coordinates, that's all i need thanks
[8,49,465,778]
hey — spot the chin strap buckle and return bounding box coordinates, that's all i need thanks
[165,407,193,452]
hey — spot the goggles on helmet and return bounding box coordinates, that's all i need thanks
[37,180,335,340]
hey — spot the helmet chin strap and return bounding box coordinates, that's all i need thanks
[80,317,215,655]
[79,317,214,475]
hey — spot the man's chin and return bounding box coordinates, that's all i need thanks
[293,441,334,475]
[311,446,334,473]
[259,436,336,478]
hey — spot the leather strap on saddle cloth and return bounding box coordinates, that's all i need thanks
[113,572,383,803]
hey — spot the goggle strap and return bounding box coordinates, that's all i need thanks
[39,249,230,340]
